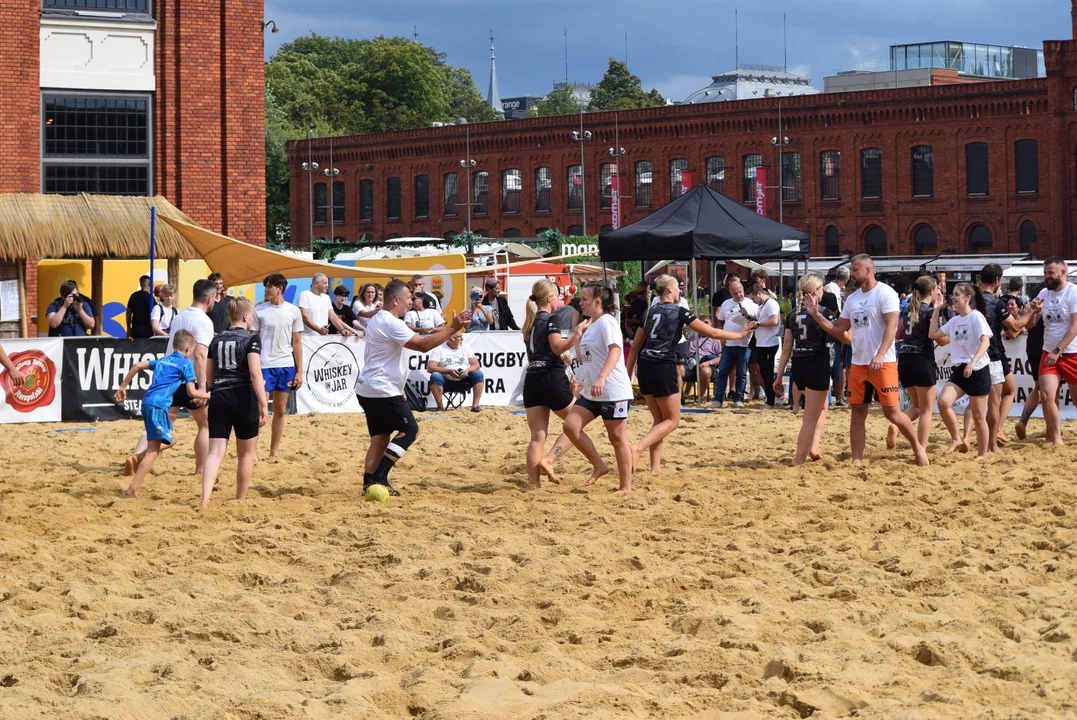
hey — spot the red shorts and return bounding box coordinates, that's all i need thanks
[1039,351,1077,384]
[846,362,900,407]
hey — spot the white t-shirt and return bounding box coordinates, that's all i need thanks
[840,282,901,365]
[1037,284,1077,354]
[940,310,992,370]
[754,297,782,347]
[405,308,445,331]
[151,304,177,333]
[298,290,333,334]
[716,297,760,348]
[579,313,633,402]
[352,301,379,329]
[252,301,303,369]
[166,306,214,355]
[356,310,416,398]
[428,343,476,373]
[824,282,844,313]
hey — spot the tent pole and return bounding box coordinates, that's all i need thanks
[91,256,104,336]
[692,257,701,405]
[779,258,784,297]
[149,206,156,319]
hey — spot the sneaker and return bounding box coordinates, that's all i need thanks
[384,483,401,497]
[754,388,766,401]
[734,401,745,409]
[711,400,723,409]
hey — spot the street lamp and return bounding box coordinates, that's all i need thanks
[770,134,790,224]
[301,130,319,249]
[456,122,481,252]
[262,20,279,33]
[322,136,340,243]
[571,127,592,236]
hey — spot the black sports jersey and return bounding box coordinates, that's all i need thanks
[640,303,697,362]
[1027,315,1045,359]
[526,311,564,368]
[552,305,578,337]
[899,302,935,356]
[983,292,1010,362]
[209,328,262,390]
[785,304,835,357]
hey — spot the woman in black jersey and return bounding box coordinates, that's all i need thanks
[522,279,589,487]
[886,275,941,451]
[626,274,753,474]
[777,273,849,466]
[201,297,269,508]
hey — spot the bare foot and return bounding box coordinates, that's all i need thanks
[613,487,631,494]
[914,447,931,467]
[123,487,137,498]
[122,455,138,476]
[809,449,822,461]
[537,459,560,485]
[1014,421,1027,440]
[945,440,969,454]
[996,433,1009,445]
[584,462,610,486]
[851,459,863,467]
[199,498,211,509]
[886,424,898,449]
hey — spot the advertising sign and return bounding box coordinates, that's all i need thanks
[610,174,621,231]
[61,338,167,421]
[755,167,767,216]
[681,170,693,197]
[0,339,63,423]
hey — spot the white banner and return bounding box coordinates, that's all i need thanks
[0,338,63,424]
[295,332,528,414]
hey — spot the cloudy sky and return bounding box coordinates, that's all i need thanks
[264,0,1066,103]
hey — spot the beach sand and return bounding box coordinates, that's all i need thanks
[1,404,1075,719]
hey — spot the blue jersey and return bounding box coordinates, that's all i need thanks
[142,352,196,409]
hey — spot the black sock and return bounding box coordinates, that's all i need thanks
[372,456,396,484]
[363,472,374,488]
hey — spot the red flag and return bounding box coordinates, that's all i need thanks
[755,167,767,216]
[681,170,693,197]
[610,174,621,230]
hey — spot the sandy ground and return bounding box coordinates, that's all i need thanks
[1,402,1075,719]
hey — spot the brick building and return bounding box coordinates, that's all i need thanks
[0,0,265,327]
[290,8,1077,261]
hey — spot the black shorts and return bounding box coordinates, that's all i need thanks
[358,394,415,437]
[523,369,574,411]
[791,355,831,392]
[170,384,202,410]
[637,359,680,397]
[1029,348,1043,379]
[898,353,937,388]
[1002,355,1013,378]
[208,386,260,441]
[948,364,991,397]
[575,396,630,421]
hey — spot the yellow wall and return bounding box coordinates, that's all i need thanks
[37,259,256,337]
[322,254,468,316]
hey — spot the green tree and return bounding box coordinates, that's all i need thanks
[529,83,583,117]
[588,58,666,111]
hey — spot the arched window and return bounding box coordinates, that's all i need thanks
[599,163,613,209]
[861,148,882,199]
[386,177,401,220]
[634,160,652,207]
[742,154,761,202]
[359,179,374,221]
[503,228,521,238]
[820,151,840,200]
[782,152,801,201]
[1015,140,1039,194]
[824,225,840,256]
[314,181,328,224]
[501,168,521,213]
[567,224,584,236]
[705,156,725,194]
[1019,221,1036,252]
[965,142,988,195]
[913,224,938,254]
[473,172,489,214]
[414,175,429,218]
[567,165,583,210]
[443,231,456,242]
[442,173,458,217]
[534,167,551,212]
[670,158,688,200]
[911,145,934,198]
[968,223,993,252]
[535,227,550,235]
[864,225,887,256]
[386,233,402,240]
[415,232,430,238]
[600,224,613,233]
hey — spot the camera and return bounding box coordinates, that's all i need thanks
[470,291,481,302]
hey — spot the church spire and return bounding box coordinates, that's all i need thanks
[487,30,503,116]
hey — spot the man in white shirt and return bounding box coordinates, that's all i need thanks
[811,254,928,467]
[252,273,304,457]
[409,274,443,313]
[404,294,446,334]
[712,279,758,408]
[426,332,484,412]
[1031,256,1077,446]
[748,283,782,408]
[299,273,353,337]
[124,279,216,478]
[356,279,470,496]
[825,264,850,406]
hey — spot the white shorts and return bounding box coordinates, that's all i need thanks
[989,360,1005,386]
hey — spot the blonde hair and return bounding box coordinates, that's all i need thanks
[798,272,824,296]
[159,283,176,299]
[172,329,196,352]
[908,275,937,327]
[654,274,678,299]
[523,279,559,342]
[228,296,252,325]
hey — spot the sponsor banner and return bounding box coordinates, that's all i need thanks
[681,170,693,197]
[0,339,63,424]
[755,167,767,216]
[610,174,621,231]
[296,336,364,414]
[62,338,168,422]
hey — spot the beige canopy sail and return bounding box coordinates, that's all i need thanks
[160,217,576,286]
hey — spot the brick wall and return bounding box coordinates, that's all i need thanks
[0,3,39,195]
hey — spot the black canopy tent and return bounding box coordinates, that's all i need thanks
[598,183,811,404]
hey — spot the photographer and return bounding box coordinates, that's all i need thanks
[46,280,96,337]
[467,285,494,331]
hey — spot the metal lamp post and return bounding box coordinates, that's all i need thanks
[456,123,481,253]
[571,124,592,236]
[322,137,340,243]
[301,130,319,250]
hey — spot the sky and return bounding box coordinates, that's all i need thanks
[264,0,1067,103]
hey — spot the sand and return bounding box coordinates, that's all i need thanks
[1,404,1075,719]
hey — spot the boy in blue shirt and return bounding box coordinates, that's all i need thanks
[115,329,210,498]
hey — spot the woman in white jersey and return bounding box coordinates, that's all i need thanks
[561,282,635,493]
[929,282,993,457]
[351,283,382,331]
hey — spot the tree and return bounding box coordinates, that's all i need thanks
[588,59,666,111]
[529,83,583,117]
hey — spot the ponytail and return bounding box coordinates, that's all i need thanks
[909,275,937,327]
[954,282,987,316]
[523,279,558,342]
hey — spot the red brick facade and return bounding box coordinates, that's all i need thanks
[290,35,1077,261]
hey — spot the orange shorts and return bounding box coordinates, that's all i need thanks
[846,362,900,407]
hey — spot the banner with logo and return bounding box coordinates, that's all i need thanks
[61,338,168,421]
[755,167,767,215]
[0,339,63,423]
[681,170,693,197]
[610,174,621,231]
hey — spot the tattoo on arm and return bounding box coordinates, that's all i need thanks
[553,447,563,457]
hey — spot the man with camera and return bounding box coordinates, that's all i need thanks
[46,280,96,337]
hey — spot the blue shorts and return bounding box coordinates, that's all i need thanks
[143,404,174,445]
[262,367,296,393]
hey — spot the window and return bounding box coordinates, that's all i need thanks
[535,167,552,212]
[567,165,583,210]
[314,182,328,224]
[502,168,522,213]
[332,180,345,223]
[705,156,725,194]
[742,154,762,202]
[864,226,888,256]
[44,0,149,12]
[1020,220,1036,252]
[1015,139,1039,193]
[414,175,429,218]
[42,93,151,195]
[386,233,402,240]
[503,228,521,238]
[861,148,882,199]
[968,223,992,252]
[359,179,374,221]
[600,163,613,209]
[443,173,458,217]
[474,171,489,214]
[911,145,934,198]
[634,160,652,207]
[782,152,801,202]
[914,224,938,253]
[824,226,840,256]
[670,158,688,200]
[416,232,430,238]
[966,142,989,195]
[820,151,840,200]
[386,177,401,220]
[567,224,584,236]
